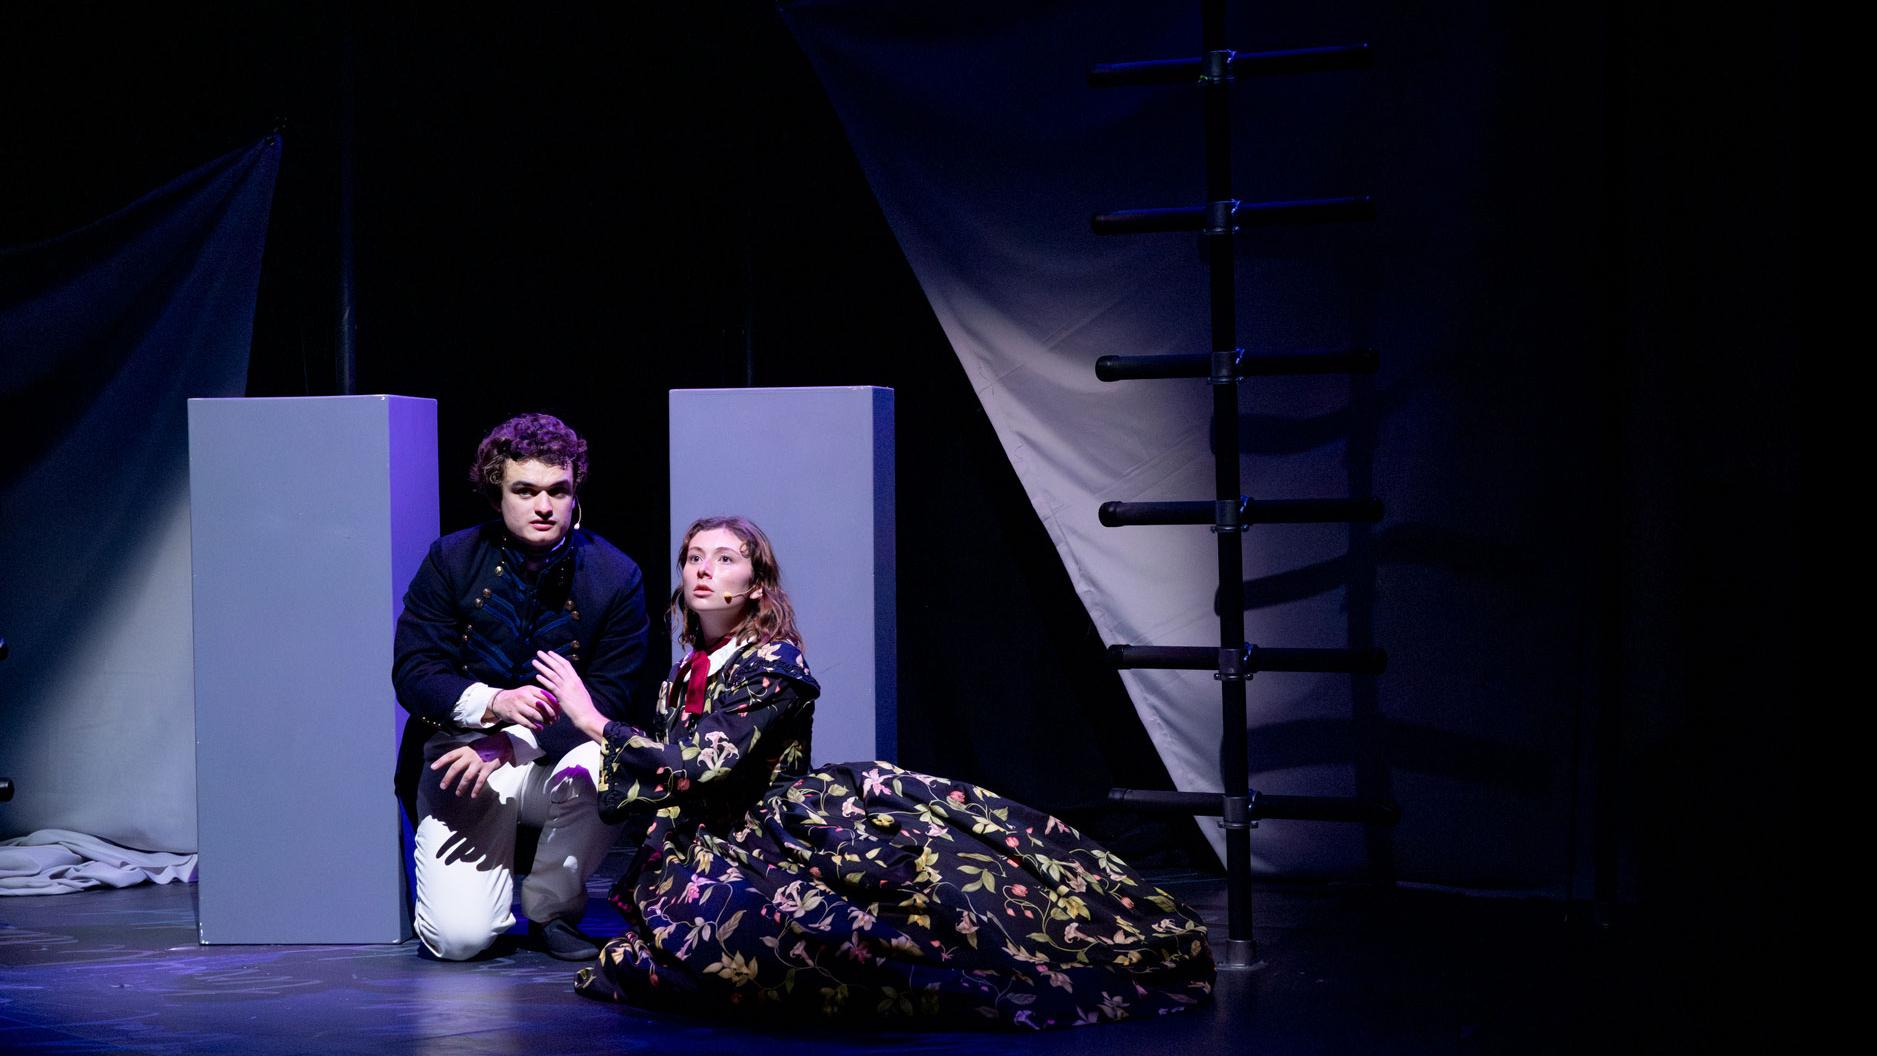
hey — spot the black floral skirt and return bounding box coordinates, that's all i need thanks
[575,762,1215,1029]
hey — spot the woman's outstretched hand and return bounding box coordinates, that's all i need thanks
[534,650,606,743]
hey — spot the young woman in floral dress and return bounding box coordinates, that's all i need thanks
[534,515,1214,1029]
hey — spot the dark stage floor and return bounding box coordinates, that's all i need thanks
[1,850,1732,1055]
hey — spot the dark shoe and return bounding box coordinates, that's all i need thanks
[531,918,599,961]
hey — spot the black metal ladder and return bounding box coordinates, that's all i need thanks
[1089,2,1397,971]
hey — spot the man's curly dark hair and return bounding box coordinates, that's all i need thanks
[469,413,589,501]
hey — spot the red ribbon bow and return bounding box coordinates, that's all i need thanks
[681,636,734,715]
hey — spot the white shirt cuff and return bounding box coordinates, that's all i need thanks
[451,682,500,728]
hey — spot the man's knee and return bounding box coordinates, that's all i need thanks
[415,907,506,961]
[548,742,605,802]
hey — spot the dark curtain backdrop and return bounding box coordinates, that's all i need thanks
[0,139,280,851]
[2,4,1198,866]
[1,0,1797,955]
[778,1,1797,948]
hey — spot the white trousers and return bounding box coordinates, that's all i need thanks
[411,732,620,960]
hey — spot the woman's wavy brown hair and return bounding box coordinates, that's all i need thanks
[669,515,802,650]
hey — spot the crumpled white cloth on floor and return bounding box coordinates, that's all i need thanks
[0,828,197,895]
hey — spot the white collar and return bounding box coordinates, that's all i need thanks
[703,635,746,677]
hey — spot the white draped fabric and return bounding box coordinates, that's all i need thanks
[783,2,1604,891]
[0,141,277,852]
[1,830,198,895]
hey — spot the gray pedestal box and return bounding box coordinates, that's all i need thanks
[188,396,436,944]
[668,387,896,762]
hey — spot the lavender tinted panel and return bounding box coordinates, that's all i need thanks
[188,396,436,943]
[669,387,896,762]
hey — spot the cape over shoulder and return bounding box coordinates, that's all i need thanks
[567,527,644,586]
[719,638,818,695]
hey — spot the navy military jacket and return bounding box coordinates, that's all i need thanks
[393,521,649,760]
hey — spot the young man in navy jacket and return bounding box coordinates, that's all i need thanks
[394,413,648,960]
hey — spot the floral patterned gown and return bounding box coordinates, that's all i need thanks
[574,639,1215,1029]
